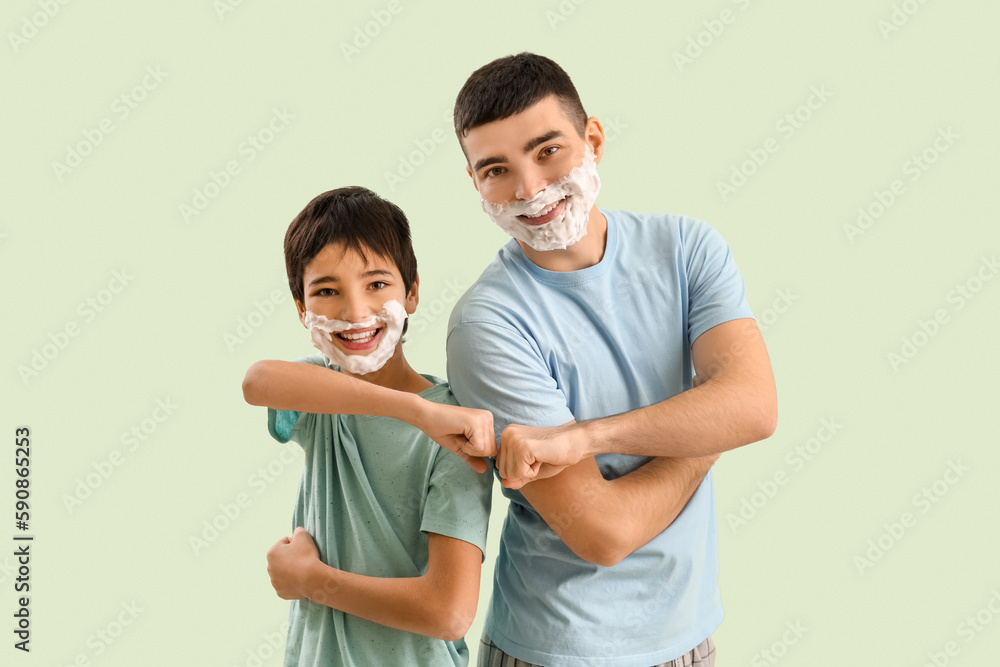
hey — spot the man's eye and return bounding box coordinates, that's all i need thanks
[484,166,504,178]
[540,145,558,157]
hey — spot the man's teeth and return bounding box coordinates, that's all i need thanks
[339,329,377,342]
[524,199,561,218]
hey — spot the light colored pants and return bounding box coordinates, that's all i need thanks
[477,631,716,667]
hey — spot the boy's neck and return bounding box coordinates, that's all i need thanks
[342,345,433,394]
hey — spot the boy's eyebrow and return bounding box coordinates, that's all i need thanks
[472,130,566,174]
[307,269,393,287]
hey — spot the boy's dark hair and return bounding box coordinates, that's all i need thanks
[284,186,417,305]
[453,52,587,157]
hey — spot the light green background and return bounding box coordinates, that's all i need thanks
[3,1,998,665]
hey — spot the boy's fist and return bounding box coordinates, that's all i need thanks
[415,400,497,472]
[266,526,320,600]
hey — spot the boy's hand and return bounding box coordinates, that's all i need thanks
[415,401,497,473]
[266,527,321,600]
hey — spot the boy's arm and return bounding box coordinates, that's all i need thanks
[243,359,496,470]
[267,527,481,642]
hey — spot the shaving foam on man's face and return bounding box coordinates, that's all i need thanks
[303,299,407,375]
[481,146,601,252]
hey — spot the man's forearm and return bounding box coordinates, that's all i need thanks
[580,376,773,458]
[522,454,716,567]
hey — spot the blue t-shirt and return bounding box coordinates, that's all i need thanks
[446,210,754,666]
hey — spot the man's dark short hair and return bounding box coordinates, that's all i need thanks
[453,52,587,157]
[284,186,417,305]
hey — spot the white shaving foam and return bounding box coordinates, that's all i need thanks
[303,299,407,375]
[481,147,601,251]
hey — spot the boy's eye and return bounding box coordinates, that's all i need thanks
[314,288,337,297]
[370,281,388,290]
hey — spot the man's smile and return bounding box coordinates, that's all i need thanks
[517,198,566,226]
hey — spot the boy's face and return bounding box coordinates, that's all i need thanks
[463,94,605,220]
[294,242,418,358]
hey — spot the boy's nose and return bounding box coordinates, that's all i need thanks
[339,297,371,324]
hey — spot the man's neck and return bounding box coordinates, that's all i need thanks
[518,208,608,272]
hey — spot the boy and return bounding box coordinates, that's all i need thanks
[446,54,777,666]
[242,186,495,666]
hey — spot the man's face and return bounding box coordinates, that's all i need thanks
[294,242,417,359]
[463,95,604,222]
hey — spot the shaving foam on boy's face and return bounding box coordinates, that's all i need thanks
[303,299,407,375]
[481,146,602,252]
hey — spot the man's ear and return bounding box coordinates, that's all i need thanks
[584,116,606,165]
[405,273,420,315]
[294,299,307,327]
[466,165,480,192]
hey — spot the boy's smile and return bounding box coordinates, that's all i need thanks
[295,242,418,362]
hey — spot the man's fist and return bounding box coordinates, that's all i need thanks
[498,421,587,489]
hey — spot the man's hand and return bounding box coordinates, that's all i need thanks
[266,527,321,600]
[498,421,589,489]
[415,400,497,473]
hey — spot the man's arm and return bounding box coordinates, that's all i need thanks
[517,450,718,567]
[498,318,777,485]
[243,359,496,470]
[448,321,719,566]
[267,527,481,642]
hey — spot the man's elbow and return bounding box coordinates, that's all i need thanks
[562,526,633,568]
[754,389,778,441]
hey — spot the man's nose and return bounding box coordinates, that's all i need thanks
[514,167,547,202]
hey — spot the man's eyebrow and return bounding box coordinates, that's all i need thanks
[523,130,564,153]
[473,154,506,174]
[472,130,567,174]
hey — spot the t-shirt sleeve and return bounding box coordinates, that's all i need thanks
[264,353,328,448]
[420,445,493,555]
[447,320,575,440]
[681,217,756,343]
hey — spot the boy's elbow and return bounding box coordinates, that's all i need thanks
[242,361,270,406]
[428,601,476,642]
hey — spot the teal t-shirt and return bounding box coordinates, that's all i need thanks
[267,355,492,667]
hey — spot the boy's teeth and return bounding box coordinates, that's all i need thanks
[340,330,376,341]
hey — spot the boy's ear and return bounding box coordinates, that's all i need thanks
[405,273,420,315]
[294,299,307,327]
[584,116,606,165]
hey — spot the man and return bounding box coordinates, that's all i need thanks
[446,53,777,667]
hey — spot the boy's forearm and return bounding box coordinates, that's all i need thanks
[301,561,472,642]
[243,360,422,424]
